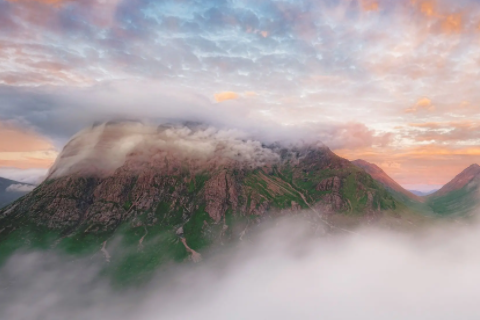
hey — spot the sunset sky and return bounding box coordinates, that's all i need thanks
[0,0,480,190]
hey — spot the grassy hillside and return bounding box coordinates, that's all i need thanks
[426,181,479,216]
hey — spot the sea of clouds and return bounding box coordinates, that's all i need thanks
[5,184,36,193]
[1,217,480,320]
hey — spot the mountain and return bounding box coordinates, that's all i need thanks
[426,164,480,216]
[351,160,480,216]
[0,177,34,209]
[0,122,422,283]
[430,164,480,197]
[409,190,438,197]
[351,160,422,203]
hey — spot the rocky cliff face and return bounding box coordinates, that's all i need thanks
[0,123,402,277]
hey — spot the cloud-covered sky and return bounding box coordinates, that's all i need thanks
[1,0,480,189]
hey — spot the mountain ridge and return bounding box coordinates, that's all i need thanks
[429,164,480,198]
[351,159,423,203]
[425,163,480,216]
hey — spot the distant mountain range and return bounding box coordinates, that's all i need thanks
[409,190,438,197]
[0,177,35,209]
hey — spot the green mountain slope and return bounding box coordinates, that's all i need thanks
[425,164,480,216]
[351,159,436,214]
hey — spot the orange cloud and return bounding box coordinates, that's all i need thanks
[0,123,53,152]
[317,122,393,151]
[407,120,480,143]
[409,120,480,130]
[0,153,58,169]
[408,122,442,129]
[214,91,240,103]
[442,14,463,33]
[411,0,465,34]
[405,98,435,113]
[419,1,436,17]
[361,0,379,12]
[410,0,440,18]
[417,98,433,108]
[0,122,57,169]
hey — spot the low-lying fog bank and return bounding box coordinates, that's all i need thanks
[1,218,480,320]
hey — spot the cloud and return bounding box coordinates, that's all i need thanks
[38,119,394,181]
[317,122,393,150]
[47,122,280,179]
[1,0,480,189]
[417,0,437,17]
[214,92,240,103]
[7,0,69,3]
[442,13,463,33]
[361,0,380,12]
[0,121,55,153]
[410,0,470,34]
[0,151,58,169]
[0,167,48,184]
[0,121,58,169]
[5,183,35,192]
[3,218,480,319]
[405,98,435,113]
[0,82,395,151]
[407,120,480,143]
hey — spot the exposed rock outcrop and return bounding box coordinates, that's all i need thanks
[323,193,345,211]
[316,176,342,193]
